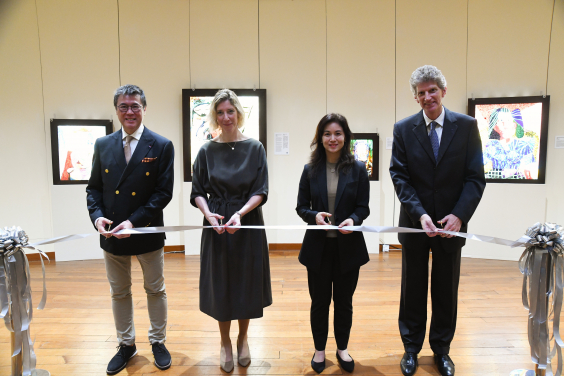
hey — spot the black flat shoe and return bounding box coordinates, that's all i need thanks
[434,354,455,376]
[311,354,325,374]
[400,352,418,376]
[336,350,355,373]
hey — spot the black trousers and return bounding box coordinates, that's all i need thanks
[307,238,360,351]
[398,235,462,355]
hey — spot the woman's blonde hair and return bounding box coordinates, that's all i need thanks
[208,89,246,131]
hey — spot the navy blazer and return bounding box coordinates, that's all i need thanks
[86,127,174,255]
[389,108,486,250]
[296,160,370,274]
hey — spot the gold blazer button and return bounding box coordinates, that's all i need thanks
[115,190,119,194]
[132,192,136,196]
[105,169,109,173]
[146,172,150,176]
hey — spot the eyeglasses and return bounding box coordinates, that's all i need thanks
[117,104,143,113]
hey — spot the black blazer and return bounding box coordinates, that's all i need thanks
[389,108,486,250]
[86,127,174,255]
[296,160,370,274]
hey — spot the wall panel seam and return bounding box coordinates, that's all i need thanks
[546,0,556,95]
[34,0,53,239]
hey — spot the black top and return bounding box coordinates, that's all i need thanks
[190,138,272,321]
[296,160,370,274]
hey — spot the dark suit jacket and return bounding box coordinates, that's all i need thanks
[389,107,486,250]
[86,127,174,255]
[296,160,370,274]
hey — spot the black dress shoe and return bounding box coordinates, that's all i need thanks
[434,354,455,376]
[336,350,355,373]
[152,343,172,370]
[311,354,325,374]
[107,344,137,375]
[400,352,418,376]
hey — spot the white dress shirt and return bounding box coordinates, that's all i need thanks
[122,123,144,155]
[423,106,445,143]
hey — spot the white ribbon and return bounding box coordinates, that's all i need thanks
[29,224,530,248]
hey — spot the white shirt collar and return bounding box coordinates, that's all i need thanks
[423,106,445,127]
[122,123,144,140]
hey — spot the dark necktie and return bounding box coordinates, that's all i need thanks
[429,121,440,162]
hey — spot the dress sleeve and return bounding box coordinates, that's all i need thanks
[248,143,269,207]
[190,147,209,207]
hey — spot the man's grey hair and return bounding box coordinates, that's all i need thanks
[113,84,147,108]
[409,65,447,95]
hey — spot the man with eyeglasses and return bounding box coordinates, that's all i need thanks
[86,84,174,374]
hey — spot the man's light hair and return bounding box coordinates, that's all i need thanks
[409,65,447,95]
[208,89,246,131]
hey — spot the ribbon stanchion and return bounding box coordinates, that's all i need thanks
[511,223,564,376]
[1,227,50,376]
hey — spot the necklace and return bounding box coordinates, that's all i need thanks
[226,142,235,150]
[328,161,337,173]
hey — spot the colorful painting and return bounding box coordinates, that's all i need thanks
[475,103,542,180]
[57,125,107,181]
[351,139,373,177]
[350,133,379,181]
[189,96,260,176]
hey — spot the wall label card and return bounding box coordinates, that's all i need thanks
[274,132,289,155]
[386,137,393,150]
[556,136,564,149]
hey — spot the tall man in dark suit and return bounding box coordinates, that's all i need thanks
[390,66,486,376]
[86,84,174,375]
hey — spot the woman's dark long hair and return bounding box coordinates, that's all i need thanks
[308,113,354,178]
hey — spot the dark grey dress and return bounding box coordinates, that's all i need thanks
[190,138,272,321]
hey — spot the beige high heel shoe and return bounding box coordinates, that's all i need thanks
[220,342,234,373]
[237,337,251,367]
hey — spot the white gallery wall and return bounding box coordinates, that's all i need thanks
[0,0,562,261]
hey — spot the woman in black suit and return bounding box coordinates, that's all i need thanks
[296,113,370,373]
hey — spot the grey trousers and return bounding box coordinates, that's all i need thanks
[103,248,167,345]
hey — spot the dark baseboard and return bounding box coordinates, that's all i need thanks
[164,244,399,255]
[164,245,185,253]
[269,243,301,251]
[27,252,56,261]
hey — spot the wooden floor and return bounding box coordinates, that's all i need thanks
[0,252,536,375]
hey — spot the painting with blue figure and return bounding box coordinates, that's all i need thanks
[476,104,542,180]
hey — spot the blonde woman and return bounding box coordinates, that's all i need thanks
[191,89,272,372]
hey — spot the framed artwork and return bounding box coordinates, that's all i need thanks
[468,96,550,184]
[50,119,113,185]
[182,88,267,182]
[350,133,379,181]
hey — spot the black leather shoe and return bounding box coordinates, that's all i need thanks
[311,354,325,374]
[336,350,355,373]
[434,354,455,376]
[152,343,172,370]
[107,344,137,375]
[400,352,418,376]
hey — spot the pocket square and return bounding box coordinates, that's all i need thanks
[142,157,157,163]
